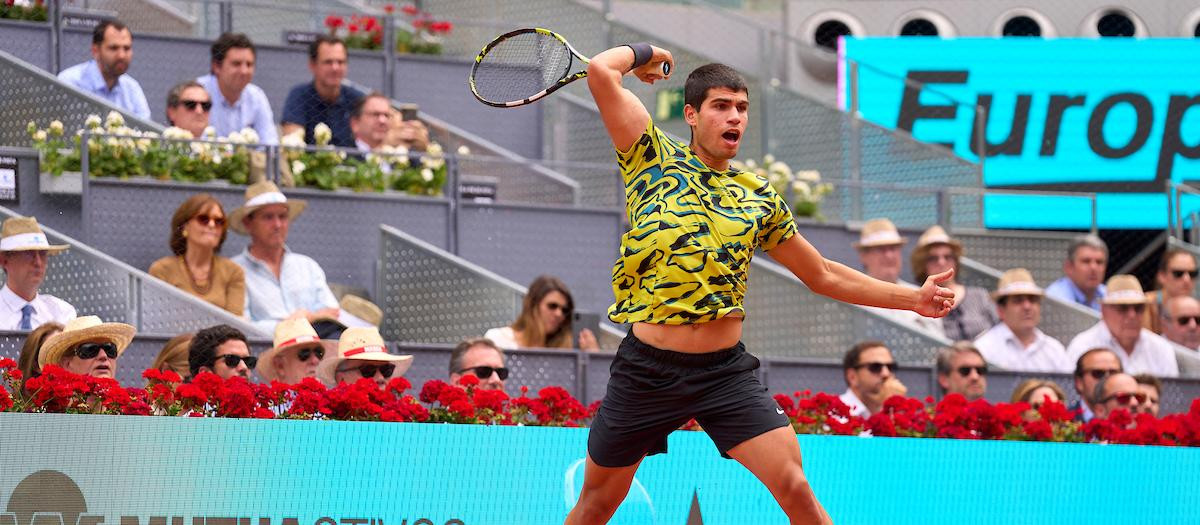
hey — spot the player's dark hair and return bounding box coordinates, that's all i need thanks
[684,63,748,110]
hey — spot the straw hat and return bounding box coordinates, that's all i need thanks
[914,225,963,253]
[991,268,1044,300]
[228,181,307,235]
[854,218,906,249]
[1102,274,1147,305]
[313,295,384,329]
[0,216,68,253]
[38,316,135,368]
[254,317,335,382]
[316,326,412,386]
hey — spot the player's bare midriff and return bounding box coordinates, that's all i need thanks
[632,315,743,353]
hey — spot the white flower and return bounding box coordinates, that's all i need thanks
[211,153,222,165]
[280,132,305,149]
[225,130,244,144]
[794,170,821,183]
[420,168,434,182]
[13,0,32,7]
[26,121,37,136]
[239,127,260,144]
[48,120,64,137]
[763,153,775,165]
[142,131,160,140]
[84,115,102,130]
[337,151,347,161]
[32,130,46,142]
[136,138,152,151]
[105,137,120,148]
[202,126,216,139]
[292,160,307,175]
[423,156,445,170]
[163,127,193,140]
[313,123,332,146]
[191,141,210,157]
[745,159,758,170]
[105,111,125,129]
[456,145,471,156]
[426,142,444,157]
[791,180,812,198]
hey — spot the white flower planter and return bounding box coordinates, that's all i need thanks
[38,170,82,195]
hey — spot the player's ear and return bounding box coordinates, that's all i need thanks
[683,104,698,127]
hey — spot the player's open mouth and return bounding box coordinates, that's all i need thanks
[722,130,740,145]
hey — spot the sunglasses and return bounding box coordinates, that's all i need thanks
[177,99,213,112]
[338,363,396,378]
[1177,316,1200,326]
[215,354,257,368]
[854,361,895,374]
[296,347,325,361]
[956,365,988,377]
[74,342,118,360]
[1102,391,1147,405]
[193,214,226,227]
[545,302,570,313]
[457,365,509,380]
[1170,269,1199,279]
[1082,368,1121,381]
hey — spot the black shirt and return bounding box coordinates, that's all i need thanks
[280,82,364,148]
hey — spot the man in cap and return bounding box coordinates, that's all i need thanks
[317,326,412,388]
[853,218,944,337]
[39,316,135,379]
[0,216,76,330]
[1067,275,1179,377]
[230,181,339,336]
[974,268,1071,373]
[255,317,333,385]
[188,324,255,380]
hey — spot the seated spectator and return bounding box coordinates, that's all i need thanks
[189,324,254,380]
[1092,372,1147,418]
[839,341,906,417]
[1162,295,1200,351]
[350,92,396,153]
[975,268,1071,373]
[386,106,431,151]
[149,194,245,316]
[1010,378,1065,407]
[254,317,332,385]
[316,326,412,388]
[936,342,988,401]
[58,20,150,120]
[280,35,362,148]
[311,294,384,340]
[1133,373,1162,417]
[485,275,598,351]
[197,32,278,145]
[150,332,194,380]
[1070,347,1123,422]
[1067,275,1179,377]
[911,226,996,340]
[164,80,211,139]
[1144,248,1198,334]
[449,338,507,392]
[38,316,135,379]
[16,322,62,393]
[230,181,339,335]
[853,218,944,337]
[0,216,76,330]
[1045,234,1108,311]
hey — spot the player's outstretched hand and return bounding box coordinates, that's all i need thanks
[632,46,673,85]
[915,268,956,318]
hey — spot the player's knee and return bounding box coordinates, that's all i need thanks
[574,488,625,518]
[776,466,814,498]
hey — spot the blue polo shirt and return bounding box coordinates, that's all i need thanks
[58,60,151,120]
[280,82,363,148]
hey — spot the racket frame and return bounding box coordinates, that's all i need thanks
[469,27,591,108]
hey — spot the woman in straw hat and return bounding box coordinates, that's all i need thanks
[317,326,412,388]
[486,275,599,351]
[912,226,997,341]
[149,194,246,316]
[38,316,135,379]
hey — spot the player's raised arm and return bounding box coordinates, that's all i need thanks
[586,45,673,152]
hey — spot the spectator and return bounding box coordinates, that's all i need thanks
[0,216,76,330]
[311,294,384,340]
[1092,372,1146,418]
[164,80,211,139]
[1143,249,1198,334]
[280,35,362,148]
[230,181,339,336]
[839,341,906,417]
[448,338,507,392]
[911,226,996,340]
[16,321,62,393]
[188,324,254,380]
[316,326,412,388]
[254,317,332,385]
[974,268,1071,373]
[58,20,150,120]
[197,32,278,145]
[1133,373,1162,417]
[149,194,245,316]
[38,316,134,379]
[385,106,431,151]
[1067,275,1179,377]
[485,275,598,351]
[150,332,194,380]
[853,218,944,337]
[350,92,398,153]
[1045,234,1108,311]
[1162,295,1200,351]
[1070,347,1122,422]
[1010,378,1065,407]
[936,342,988,401]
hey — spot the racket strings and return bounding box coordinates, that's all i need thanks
[474,32,576,104]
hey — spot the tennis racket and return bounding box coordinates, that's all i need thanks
[469,28,671,108]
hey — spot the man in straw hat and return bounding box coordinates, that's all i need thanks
[230,181,339,336]
[310,294,383,340]
[974,268,1071,373]
[853,218,945,337]
[0,216,76,330]
[255,317,334,385]
[39,316,135,379]
[1067,275,1179,377]
[317,326,412,388]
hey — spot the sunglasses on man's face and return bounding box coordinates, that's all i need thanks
[177,99,213,112]
[1083,368,1121,381]
[1102,391,1147,406]
[1170,269,1199,279]
[955,365,988,377]
[296,347,325,361]
[1176,315,1200,326]
[339,363,396,378]
[193,213,226,228]
[854,361,895,374]
[215,354,257,368]
[74,342,118,360]
[457,365,509,380]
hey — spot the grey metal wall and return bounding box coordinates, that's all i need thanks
[0,148,84,239]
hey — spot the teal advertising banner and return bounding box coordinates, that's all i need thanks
[3,414,1200,524]
[840,38,1200,229]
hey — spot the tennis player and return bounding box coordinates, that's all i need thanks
[566,43,956,524]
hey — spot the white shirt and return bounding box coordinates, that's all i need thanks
[975,322,1072,373]
[864,305,946,338]
[1066,322,1179,377]
[232,246,338,335]
[839,388,870,418]
[0,284,76,330]
[484,326,519,349]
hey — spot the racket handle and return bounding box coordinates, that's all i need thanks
[662,61,671,76]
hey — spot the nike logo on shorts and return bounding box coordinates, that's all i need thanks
[776,407,785,415]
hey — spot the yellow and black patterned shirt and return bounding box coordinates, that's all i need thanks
[608,119,796,325]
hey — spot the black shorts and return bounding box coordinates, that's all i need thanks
[587,331,790,468]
